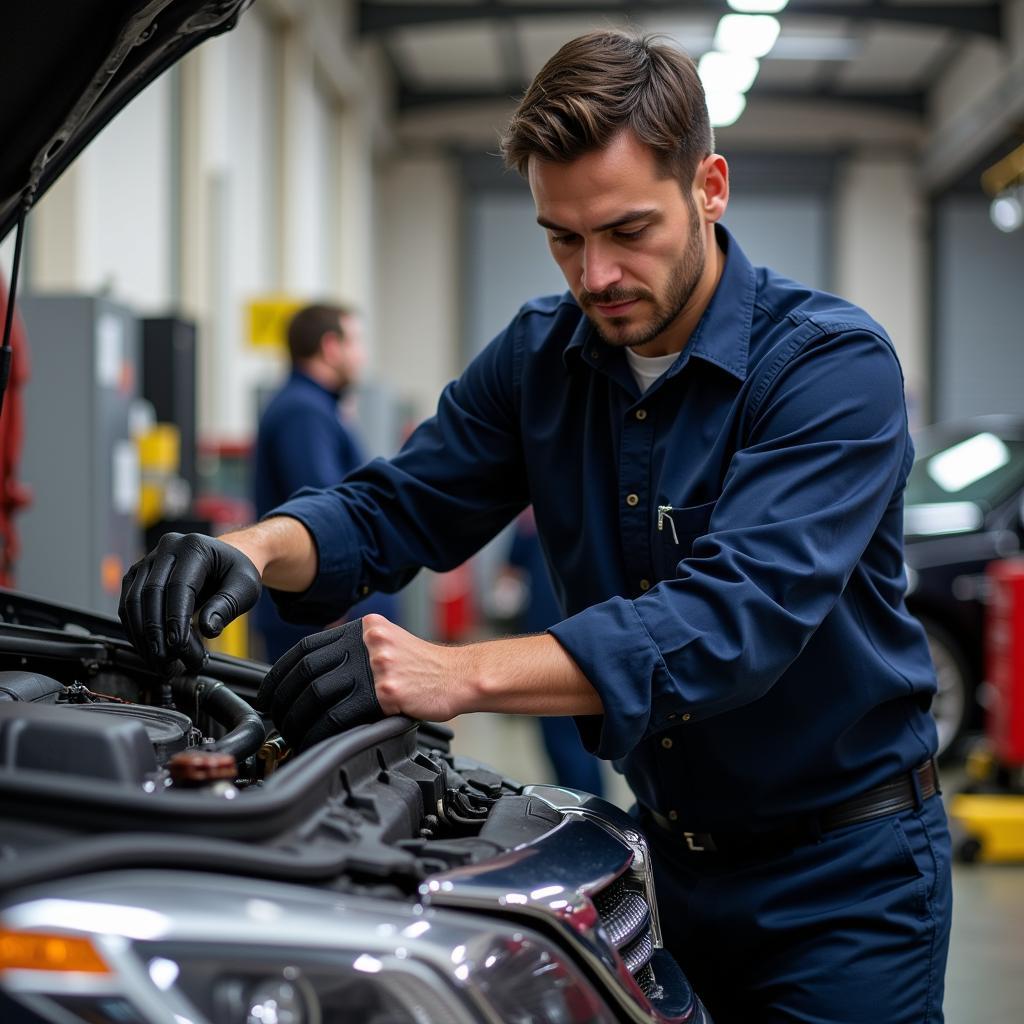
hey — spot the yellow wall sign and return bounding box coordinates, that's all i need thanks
[246,296,307,351]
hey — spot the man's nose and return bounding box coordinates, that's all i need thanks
[581,242,622,295]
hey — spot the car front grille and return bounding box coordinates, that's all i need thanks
[592,872,658,989]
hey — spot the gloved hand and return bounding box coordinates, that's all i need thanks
[256,619,385,752]
[119,532,262,671]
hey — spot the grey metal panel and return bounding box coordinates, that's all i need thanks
[17,294,141,615]
[934,197,1024,421]
[464,190,566,360]
[721,196,831,291]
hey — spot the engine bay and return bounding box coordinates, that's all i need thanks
[0,594,563,900]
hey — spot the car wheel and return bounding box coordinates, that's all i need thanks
[921,617,971,759]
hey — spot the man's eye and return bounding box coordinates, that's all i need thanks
[551,234,578,246]
[615,227,647,241]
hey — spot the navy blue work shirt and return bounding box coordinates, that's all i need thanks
[268,225,939,830]
[252,369,397,658]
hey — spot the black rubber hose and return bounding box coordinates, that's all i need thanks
[172,675,266,761]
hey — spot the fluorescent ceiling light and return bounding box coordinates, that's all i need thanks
[926,432,1010,492]
[904,502,983,537]
[699,52,760,94]
[705,91,747,127]
[727,0,788,13]
[714,15,781,58]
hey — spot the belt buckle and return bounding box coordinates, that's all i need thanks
[683,831,710,852]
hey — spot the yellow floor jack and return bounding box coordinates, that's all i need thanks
[949,749,1024,863]
[948,558,1024,864]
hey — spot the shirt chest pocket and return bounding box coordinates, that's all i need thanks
[654,498,717,579]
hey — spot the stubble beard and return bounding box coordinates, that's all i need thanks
[581,213,706,350]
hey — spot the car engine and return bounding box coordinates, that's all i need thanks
[0,592,709,1024]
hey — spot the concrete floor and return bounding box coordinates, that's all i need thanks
[449,713,1024,1021]
[946,864,1024,1022]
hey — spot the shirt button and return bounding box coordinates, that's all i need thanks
[590,349,600,359]
[360,585,370,596]
[668,810,679,822]
[639,579,650,591]
[661,737,673,749]
[626,493,639,507]
[635,409,647,421]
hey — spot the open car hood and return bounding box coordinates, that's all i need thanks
[0,0,250,242]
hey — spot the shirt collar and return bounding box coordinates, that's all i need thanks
[563,223,754,382]
[290,368,343,402]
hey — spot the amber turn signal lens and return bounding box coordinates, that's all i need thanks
[0,929,110,973]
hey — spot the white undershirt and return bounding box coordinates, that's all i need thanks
[624,348,679,394]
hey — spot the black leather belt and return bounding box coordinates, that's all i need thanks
[643,760,939,855]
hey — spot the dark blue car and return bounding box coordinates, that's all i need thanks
[904,415,1024,755]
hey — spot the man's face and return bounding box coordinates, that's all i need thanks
[325,314,367,390]
[529,131,715,354]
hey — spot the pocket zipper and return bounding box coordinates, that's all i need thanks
[657,505,680,545]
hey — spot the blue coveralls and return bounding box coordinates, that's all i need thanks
[266,226,952,1022]
[252,370,398,662]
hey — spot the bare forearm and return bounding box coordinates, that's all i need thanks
[220,516,318,592]
[465,632,604,716]
[366,619,604,721]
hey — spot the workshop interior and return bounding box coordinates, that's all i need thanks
[1,1,1024,1022]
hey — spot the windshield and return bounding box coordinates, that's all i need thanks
[906,430,1024,508]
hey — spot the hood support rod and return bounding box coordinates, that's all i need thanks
[0,187,33,423]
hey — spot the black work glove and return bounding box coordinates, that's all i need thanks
[256,619,385,752]
[119,533,262,671]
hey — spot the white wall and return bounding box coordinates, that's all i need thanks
[180,9,289,441]
[0,234,14,283]
[374,155,461,418]
[18,1,389,445]
[835,156,928,426]
[29,74,174,311]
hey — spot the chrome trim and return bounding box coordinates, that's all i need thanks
[420,787,699,1023]
[523,783,665,949]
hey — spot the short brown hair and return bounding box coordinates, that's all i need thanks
[500,30,713,188]
[287,303,352,362]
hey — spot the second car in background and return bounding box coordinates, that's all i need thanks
[904,415,1024,755]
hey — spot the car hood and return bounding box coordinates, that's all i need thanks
[0,0,250,243]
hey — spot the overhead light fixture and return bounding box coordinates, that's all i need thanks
[727,0,788,13]
[981,143,1024,232]
[698,52,760,95]
[714,14,781,58]
[990,191,1023,233]
[980,141,1024,198]
[704,91,747,128]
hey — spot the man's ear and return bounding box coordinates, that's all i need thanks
[319,331,342,360]
[694,154,729,223]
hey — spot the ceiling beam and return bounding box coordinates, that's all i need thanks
[396,83,926,115]
[359,1,1001,39]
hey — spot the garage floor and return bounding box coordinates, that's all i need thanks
[946,863,1024,1022]
[451,714,1024,1021]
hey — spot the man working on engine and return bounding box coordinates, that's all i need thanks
[121,30,952,1023]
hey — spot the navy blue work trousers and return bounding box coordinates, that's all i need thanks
[646,795,952,1023]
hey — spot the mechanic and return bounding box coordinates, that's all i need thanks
[121,30,952,1023]
[251,302,399,661]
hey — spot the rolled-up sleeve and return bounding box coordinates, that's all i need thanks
[550,327,911,760]
[266,322,529,624]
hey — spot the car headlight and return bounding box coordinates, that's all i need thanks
[2,878,621,1024]
[141,935,618,1024]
